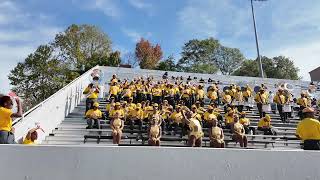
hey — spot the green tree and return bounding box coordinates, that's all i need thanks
[232,60,260,77]
[232,56,300,80]
[177,38,220,73]
[8,45,67,110]
[216,46,245,75]
[135,38,163,69]
[53,24,112,72]
[155,56,177,71]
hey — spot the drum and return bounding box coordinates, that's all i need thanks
[262,104,271,112]
[283,104,291,113]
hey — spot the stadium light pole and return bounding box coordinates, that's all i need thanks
[250,0,267,78]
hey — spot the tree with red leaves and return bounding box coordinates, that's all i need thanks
[135,38,163,69]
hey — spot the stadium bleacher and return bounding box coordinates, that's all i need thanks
[41,67,319,149]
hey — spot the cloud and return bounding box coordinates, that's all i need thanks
[177,0,251,40]
[128,0,152,9]
[122,28,152,43]
[72,0,121,19]
[128,0,155,16]
[177,0,320,80]
[0,1,62,93]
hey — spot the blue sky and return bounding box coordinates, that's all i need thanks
[1,0,320,93]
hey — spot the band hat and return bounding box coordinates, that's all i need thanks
[93,102,99,107]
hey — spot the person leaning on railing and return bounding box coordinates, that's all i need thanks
[296,107,320,150]
[0,96,23,144]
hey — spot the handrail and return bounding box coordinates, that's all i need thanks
[12,65,99,126]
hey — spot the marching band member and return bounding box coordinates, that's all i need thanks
[273,89,287,123]
[254,88,268,118]
[235,86,244,112]
[297,92,311,119]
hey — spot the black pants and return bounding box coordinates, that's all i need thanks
[298,106,306,119]
[167,97,175,109]
[303,140,320,150]
[87,119,100,129]
[172,123,186,138]
[182,97,191,108]
[153,96,162,105]
[110,94,118,102]
[257,127,277,136]
[257,103,265,118]
[85,98,97,113]
[129,120,142,132]
[237,105,244,112]
[0,131,15,144]
[244,126,256,135]
[277,104,286,122]
[198,98,204,107]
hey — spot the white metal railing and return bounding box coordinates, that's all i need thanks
[13,66,100,143]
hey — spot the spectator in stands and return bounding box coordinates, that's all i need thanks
[85,102,103,129]
[83,83,100,114]
[296,107,320,150]
[182,109,203,147]
[257,114,277,136]
[111,112,124,144]
[22,125,44,145]
[239,112,256,135]
[254,88,268,118]
[0,96,23,144]
[231,115,248,148]
[209,115,225,148]
[148,114,162,146]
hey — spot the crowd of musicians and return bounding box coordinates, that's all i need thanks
[83,74,320,150]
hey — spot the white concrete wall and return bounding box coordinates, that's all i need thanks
[1,145,319,180]
[13,66,97,143]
